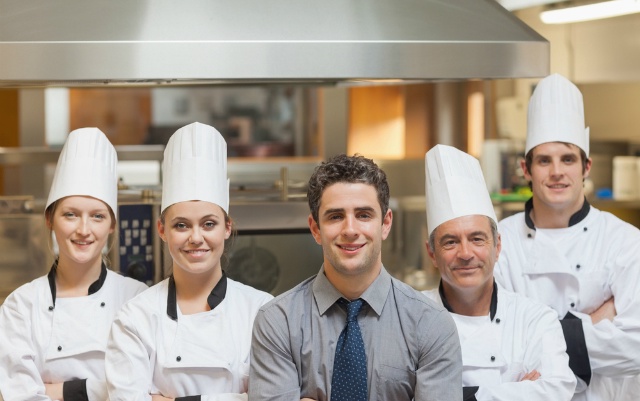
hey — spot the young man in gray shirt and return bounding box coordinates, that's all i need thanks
[249,154,462,401]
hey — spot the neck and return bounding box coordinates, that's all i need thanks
[324,263,381,301]
[442,281,492,317]
[173,266,222,314]
[531,195,585,228]
[55,256,102,297]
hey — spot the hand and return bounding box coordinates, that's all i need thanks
[45,383,64,400]
[590,297,617,324]
[520,370,541,381]
[151,395,174,401]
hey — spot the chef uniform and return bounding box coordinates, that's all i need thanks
[421,144,576,401]
[105,122,273,401]
[496,74,640,401]
[0,128,147,401]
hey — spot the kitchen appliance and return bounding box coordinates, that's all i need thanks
[0,197,52,304]
[0,0,548,88]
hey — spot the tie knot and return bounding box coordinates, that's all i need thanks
[340,298,364,322]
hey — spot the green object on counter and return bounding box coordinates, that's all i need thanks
[491,192,531,202]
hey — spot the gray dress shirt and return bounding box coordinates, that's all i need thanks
[249,266,462,401]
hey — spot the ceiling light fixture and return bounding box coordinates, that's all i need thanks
[541,0,640,24]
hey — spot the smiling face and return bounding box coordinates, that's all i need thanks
[47,196,114,270]
[524,142,591,212]
[428,215,499,295]
[158,200,231,277]
[309,182,392,284]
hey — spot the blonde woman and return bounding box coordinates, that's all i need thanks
[106,122,273,401]
[0,128,147,401]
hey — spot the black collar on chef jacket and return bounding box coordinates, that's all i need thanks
[524,196,591,230]
[167,271,228,321]
[439,279,498,321]
[47,261,108,307]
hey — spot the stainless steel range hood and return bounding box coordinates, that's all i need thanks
[0,0,549,88]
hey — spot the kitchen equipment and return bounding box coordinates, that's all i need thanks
[613,156,640,200]
[0,197,51,305]
[0,0,548,88]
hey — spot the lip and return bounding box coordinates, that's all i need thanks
[182,249,211,259]
[71,239,94,247]
[452,266,481,273]
[546,183,569,190]
[337,243,365,253]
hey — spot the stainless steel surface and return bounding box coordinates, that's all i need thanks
[0,0,549,88]
[0,208,52,305]
[0,145,165,164]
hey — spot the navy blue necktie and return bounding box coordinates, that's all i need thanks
[331,298,367,401]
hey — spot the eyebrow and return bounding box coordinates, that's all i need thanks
[170,214,220,223]
[322,206,377,216]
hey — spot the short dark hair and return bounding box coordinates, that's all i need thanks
[524,142,589,175]
[307,154,390,225]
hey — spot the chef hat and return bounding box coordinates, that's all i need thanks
[425,144,497,236]
[46,127,118,217]
[526,73,590,156]
[161,122,228,214]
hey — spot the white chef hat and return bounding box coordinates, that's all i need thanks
[526,73,590,156]
[46,127,118,217]
[425,144,497,236]
[161,122,229,214]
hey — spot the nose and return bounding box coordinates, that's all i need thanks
[76,217,91,236]
[341,215,359,238]
[550,160,564,177]
[457,240,474,261]
[189,227,204,244]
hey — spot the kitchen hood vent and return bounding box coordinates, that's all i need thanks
[0,0,549,88]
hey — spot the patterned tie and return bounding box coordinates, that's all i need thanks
[331,298,367,401]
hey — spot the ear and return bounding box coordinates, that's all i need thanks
[426,238,437,267]
[157,219,167,242]
[495,233,502,261]
[224,220,232,240]
[584,157,593,179]
[308,214,322,245]
[380,208,393,241]
[520,158,532,181]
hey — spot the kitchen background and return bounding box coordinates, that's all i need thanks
[1,0,640,305]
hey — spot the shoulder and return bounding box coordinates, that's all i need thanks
[255,276,314,317]
[498,211,525,233]
[1,275,49,312]
[591,207,640,235]
[226,278,274,307]
[421,288,442,305]
[498,286,559,323]
[116,278,167,318]
[105,270,148,298]
[392,277,446,312]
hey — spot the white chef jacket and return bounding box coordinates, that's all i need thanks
[423,283,576,401]
[105,275,273,401]
[0,266,147,401]
[496,202,640,401]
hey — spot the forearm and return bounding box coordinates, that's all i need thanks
[472,379,575,401]
[574,310,640,376]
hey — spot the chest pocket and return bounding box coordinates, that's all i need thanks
[45,299,111,361]
[375,364,416,400]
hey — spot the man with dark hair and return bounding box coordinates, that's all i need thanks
[496,74,640,401]
[249,154,462,401]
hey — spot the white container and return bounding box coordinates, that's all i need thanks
[613,156,640,200]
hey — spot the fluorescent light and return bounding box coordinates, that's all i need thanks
[541,0,640,24]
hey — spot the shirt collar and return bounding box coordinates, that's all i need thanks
[47,260,108,306]
[313,264,390,317]
[166,271,228,321]
[525,196,591,230]
[438,279,498,321]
